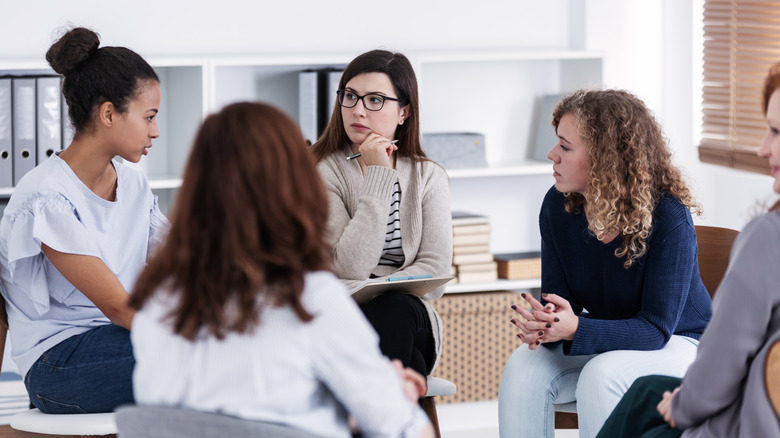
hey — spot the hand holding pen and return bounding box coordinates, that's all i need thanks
[346,134,398,168]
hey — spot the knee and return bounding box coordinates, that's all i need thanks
[362,291,420,318]
[576,354,636,403]
[500,347,547,395]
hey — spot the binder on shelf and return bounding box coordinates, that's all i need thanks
[12,78,36,186]
[0,78,11,188]
[61,94,75,149]
[298,70,319,145]
[324,69,342,125]
[36,77,62,164]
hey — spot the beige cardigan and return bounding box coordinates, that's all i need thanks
[317,146,452,373]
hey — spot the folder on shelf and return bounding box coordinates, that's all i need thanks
[323,69,342,125]
[12,78,36,186]
[298,70,319,145]
[61,94,75,149]
[532,94,563,162]
[36,77,62,164]
[350,275,453,305]
[0,78,12,188]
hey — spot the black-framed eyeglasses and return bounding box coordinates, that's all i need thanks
[336,89,401,111]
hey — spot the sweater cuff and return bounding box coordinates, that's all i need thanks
[363,166,398,199]
[567,317,596,355]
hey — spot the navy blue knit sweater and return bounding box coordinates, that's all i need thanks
[540,187,711,356]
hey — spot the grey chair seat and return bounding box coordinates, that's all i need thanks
[115,405,326,438]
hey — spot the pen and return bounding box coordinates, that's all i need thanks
[387,274,433,282]
[346,140,399,161]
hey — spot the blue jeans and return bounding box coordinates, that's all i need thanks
[498,336,698,438]
[25,324,135,414]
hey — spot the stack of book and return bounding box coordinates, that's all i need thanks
[451,211,498,284]
[493,251,542,280]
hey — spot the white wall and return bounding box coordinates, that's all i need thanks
[0,0,570,59]
[1,0,774,232]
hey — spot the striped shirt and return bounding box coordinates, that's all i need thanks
[379,180,404,266]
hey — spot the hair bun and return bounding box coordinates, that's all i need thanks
[45,27,100,76]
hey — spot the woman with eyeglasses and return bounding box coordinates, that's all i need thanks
[311,50,452,385]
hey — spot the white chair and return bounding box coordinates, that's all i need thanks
[10,408,116,436]
[423,376,457,438]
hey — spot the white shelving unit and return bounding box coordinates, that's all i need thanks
[0,49,602,294]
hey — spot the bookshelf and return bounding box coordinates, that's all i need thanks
[0,49,602,294]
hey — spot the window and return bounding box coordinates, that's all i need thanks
[699,0,779,175]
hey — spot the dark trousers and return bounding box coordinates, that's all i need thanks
[596,375,684,438]
[360,291,435,378]
[25,324,135,414]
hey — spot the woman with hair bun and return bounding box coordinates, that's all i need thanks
[499,89,712,437]
[0,27,167,413]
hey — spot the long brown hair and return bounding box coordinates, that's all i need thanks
[311,49,426,162]
[762,63,780,212]
[130,102,331,340]
[552,89,701,268]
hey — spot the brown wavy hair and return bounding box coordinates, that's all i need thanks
[130,102,331,340]
[762,63,780,212]
[311,49,427,163]
[552,89,701,268]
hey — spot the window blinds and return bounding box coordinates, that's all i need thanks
[700,0,778,175]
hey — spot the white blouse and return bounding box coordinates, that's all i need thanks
[132,271,430,438]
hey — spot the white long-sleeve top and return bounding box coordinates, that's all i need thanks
[131,271,430,438]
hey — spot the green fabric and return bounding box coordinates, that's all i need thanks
[596,375,684,438]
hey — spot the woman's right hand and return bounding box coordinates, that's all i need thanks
[358,133,397,168]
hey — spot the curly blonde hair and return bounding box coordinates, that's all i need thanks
[552,89,701,268]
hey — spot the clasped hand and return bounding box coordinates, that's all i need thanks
[510,292,578,350]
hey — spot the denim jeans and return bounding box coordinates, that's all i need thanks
[498,336,698,438]
[25,324,135,414]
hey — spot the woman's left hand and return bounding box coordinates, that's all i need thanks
[392,359,428,402]
[536,293,579,343]
[657,386,681,428]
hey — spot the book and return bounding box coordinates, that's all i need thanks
[456,261,497,273]
[451,211,490,227]
[453,223,491,236]
[350,275,454,305]
[494,251,542,280]
[453,252,494,265]
[456,269,498,284]
[453,243,490,255]
[453,233,490,246]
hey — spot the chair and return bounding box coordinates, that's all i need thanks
[115,405,325,438]
[0,292,118,437]
[423,376,457,438]
[553,225,740,429]
[767,339,780,418]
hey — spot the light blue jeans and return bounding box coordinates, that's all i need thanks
[498,336,698,438]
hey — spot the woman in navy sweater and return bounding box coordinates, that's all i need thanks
[498,89,712,438]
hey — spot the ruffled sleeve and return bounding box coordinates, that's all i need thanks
[5,192,101,314]
[147,195,170,257]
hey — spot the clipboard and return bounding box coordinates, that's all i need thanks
[350,275,454,305]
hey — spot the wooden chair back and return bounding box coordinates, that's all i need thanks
[767,340,780,418]
[695,225,740,299]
